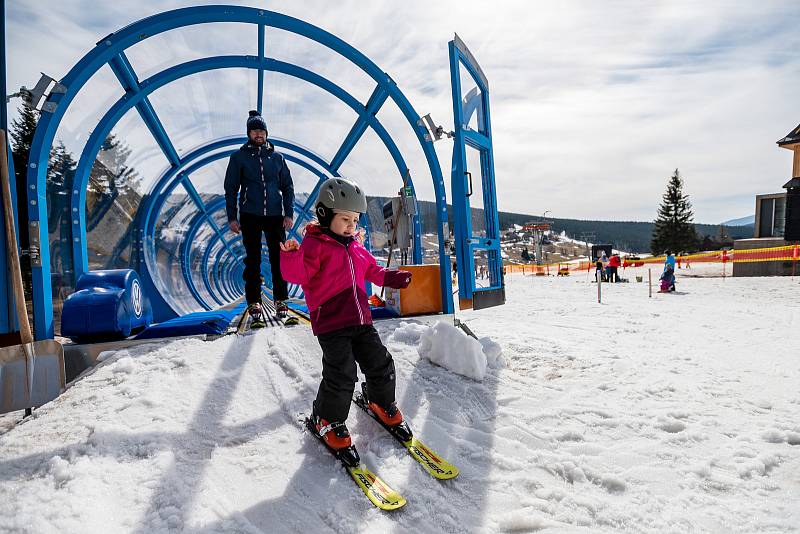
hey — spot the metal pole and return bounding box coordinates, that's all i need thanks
[597,269,602,303]
[648,268,652,298]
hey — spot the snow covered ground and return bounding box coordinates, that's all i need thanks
[1,264,799,533]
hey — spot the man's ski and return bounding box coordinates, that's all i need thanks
[280,315,300,326]
[352,393,459,480]
[303,416,406,511]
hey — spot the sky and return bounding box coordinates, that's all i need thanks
[5,0,800,224]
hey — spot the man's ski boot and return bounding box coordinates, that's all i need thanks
[361,383,412,442]
[248,302,266,329]
[274,300,289,319]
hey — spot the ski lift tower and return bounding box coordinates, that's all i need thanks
[522,222,550,264]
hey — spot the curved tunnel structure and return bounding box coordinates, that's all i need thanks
[23,6,459,337]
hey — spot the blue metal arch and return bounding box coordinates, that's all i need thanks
[26,6,452,338]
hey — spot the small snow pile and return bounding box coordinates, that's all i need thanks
[479,336,504,369]
[389,321,429,345]
[417,321,503,381]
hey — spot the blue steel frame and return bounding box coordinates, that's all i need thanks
[449,36,503,303]
[26,6,453,338]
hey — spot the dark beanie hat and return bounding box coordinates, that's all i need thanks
[247,110,267,133]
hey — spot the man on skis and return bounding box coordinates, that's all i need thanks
[225,110,295,326]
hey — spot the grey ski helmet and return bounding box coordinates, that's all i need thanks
[315,178,368,223]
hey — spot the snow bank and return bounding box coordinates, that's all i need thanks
[416,321,503,381]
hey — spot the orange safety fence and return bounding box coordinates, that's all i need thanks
[502,244,800,274]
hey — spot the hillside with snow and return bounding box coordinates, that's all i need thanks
[1,264,799,533]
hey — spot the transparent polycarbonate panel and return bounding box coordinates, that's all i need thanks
[266,26,376,105]
[125,23,258,81]
[85,123,161,271]
[47,185,74,336]
[337,125,401,198]
[53,64,125,158]
[187,219,219,306]
[336,126,399,262]
[147,69,259,157]
[375,101,435,201]
[151,192,201,315]
[94,107,173,197]
[464,144,487,238]
[183,157,229,196]
[204,239,228,301]
[261,70,358,163]
[287,161,324,214]
[459,62,484,134]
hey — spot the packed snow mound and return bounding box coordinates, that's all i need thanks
[417,321,503,381]
[387,321,429,345]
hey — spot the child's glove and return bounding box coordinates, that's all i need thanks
[384,269,412,289]
[398,270,412,289]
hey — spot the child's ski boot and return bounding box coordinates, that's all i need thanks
[361,383,412,442]
[307,406,359,467]
[312,414,352,451]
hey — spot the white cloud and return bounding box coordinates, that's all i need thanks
[6,0,800,223]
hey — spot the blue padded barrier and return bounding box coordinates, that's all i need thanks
[61,270,152,340]
[134,304,245,340]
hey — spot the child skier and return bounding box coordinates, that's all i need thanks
[279,177,413,450]
[660,251,676,292]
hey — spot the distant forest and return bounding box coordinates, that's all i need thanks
[370,197,754,253]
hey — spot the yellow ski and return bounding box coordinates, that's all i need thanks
[403,438,459,480]
[346,464,406,510]
[304,416,406,511]
[353,393,459,480]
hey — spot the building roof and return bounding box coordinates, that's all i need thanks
[783,177,800,189]
[777,123,800,147]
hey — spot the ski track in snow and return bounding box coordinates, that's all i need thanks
[1,264,799,533]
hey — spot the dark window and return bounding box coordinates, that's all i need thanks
[774,197,786,237]
[759,198,775,237]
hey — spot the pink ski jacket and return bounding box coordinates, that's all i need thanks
[280,224,411,335]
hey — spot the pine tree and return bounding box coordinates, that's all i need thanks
[651,169,699,254]
[9,101,39,184]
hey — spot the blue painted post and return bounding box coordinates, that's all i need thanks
[257,23,265,114]
[0,0,11,334]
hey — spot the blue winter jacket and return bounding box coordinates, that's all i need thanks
[224,141,294,221]
[664,254,676,271]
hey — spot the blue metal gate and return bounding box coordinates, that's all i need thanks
[449,35,504,310]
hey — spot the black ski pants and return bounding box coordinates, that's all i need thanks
[240,212,288,305]
[314,325,397,422]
